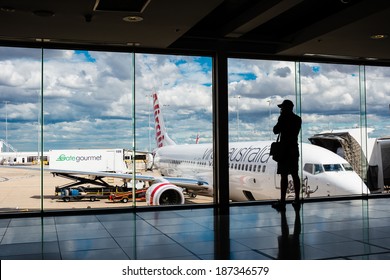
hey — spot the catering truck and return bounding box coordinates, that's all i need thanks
[48,148,129,173]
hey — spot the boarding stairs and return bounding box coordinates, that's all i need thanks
[0,139,17,152]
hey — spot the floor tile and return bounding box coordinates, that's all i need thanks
[59,237,119,252]
[8,217,55,227]
[57,229,111,241]
[230,250,273,260]
[167,231,215,243]
[61,248,129,260]
[122,243,195,259]
[301,231,352,245]
[1,231,58,244]
[182,240,215,255]
[311,240,387,258]
[235,236,279,250]
[115,234,175,248]
[0,241,60,258]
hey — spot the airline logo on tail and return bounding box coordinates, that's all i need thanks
[152,92,179,148]
[153,92,165,148]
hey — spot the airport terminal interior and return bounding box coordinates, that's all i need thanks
[2,0,390,260]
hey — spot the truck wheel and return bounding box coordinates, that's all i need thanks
[122,198,129,203]
[90,197,96,202]
[63,197,70,202]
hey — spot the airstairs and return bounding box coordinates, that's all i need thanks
[0,139,17,153]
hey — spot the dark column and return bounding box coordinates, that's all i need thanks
[213,50,230,259]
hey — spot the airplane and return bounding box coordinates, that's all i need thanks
[0,93,371,206]
[151,91,370,202]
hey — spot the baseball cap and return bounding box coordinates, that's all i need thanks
[277,99,294,109]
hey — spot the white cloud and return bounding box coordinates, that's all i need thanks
[2,48,390,152]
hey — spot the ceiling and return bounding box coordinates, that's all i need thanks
[1,0,390,63]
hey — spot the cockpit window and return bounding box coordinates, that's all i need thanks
[303,163,313,173]
[304,163,323,174]
[305,163,349,174]
[323,164,343,172]
[314,164,323,174]
[342,163,353,171]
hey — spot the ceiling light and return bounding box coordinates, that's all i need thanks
[126,42,141,47]
[303,53,358,60]
[370,34,388,40]
[35,38,51,42]
[123,15,143,22]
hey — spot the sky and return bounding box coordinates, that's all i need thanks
[0,46,390,152]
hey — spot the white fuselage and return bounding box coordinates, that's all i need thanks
[153,141,370,201]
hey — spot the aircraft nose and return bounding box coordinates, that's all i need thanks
[330,172,370,195]
[349,173,370,195]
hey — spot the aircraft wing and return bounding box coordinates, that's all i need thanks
[48,169,211,194]
[45,168,209,188]
[161,176,210,191]
[45,168,156,182]
[0,165,210,193]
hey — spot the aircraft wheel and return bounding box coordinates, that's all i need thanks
[90,197,96,202]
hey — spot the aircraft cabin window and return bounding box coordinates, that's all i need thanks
[323,164,343,172]
[262,165,266,172]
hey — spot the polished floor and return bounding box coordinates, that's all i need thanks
[1,198,390,260]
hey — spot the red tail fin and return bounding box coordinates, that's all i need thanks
[153,92,176,147]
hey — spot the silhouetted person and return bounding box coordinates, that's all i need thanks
[272,99,301,211]
[277,208,301,259]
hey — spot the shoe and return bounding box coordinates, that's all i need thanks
[292,200,301,210]
[272,201,286,212]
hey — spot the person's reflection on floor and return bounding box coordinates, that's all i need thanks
[277,208,302,259]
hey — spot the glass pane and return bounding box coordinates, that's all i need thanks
[300,62,368,197]
[0,46,42,213]
[135,54,213,207]
[227,58,369,204]
[227,58,297,202]
[366,65,390,195]
[42,49,135,211]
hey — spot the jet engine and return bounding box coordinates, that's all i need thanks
[146,180,185,206]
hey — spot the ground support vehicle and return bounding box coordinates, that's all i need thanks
[58,186,106,202]
[108,189,147,203]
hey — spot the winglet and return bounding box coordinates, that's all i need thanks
[153,92,176,147]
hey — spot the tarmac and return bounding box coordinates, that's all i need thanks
[0,166,212,213]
